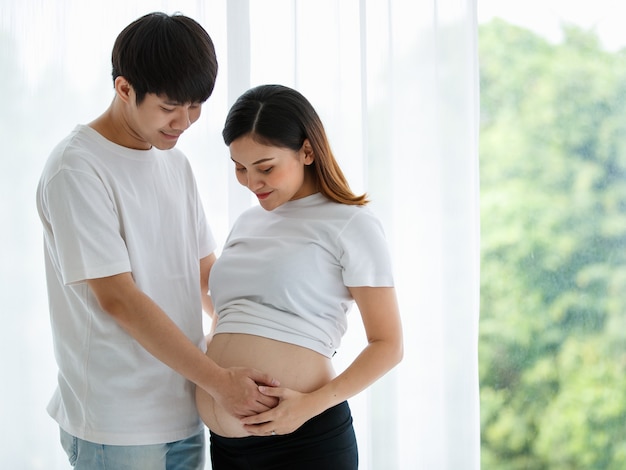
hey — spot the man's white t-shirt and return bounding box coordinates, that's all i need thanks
[36,125,216,445]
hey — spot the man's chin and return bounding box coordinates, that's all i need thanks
[152,140,178,151]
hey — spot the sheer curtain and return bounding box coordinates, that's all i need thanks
[1,0,479,468]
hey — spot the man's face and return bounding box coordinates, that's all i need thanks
[127,92,203,150]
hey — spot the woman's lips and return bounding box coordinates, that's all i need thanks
[256,192,271,200]
[161,131,182,141]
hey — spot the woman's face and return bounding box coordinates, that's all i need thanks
[229,134,316,211]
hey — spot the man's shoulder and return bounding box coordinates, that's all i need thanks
[48,126,97,165]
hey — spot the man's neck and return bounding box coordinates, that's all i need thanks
[88,100,151,150]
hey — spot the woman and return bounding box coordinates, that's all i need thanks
[196,84,403,469]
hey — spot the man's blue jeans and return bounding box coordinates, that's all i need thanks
[60,428,206,470]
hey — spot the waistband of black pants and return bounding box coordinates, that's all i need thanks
[209,400,353,450]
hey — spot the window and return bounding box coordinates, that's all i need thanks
[478,2,626,468]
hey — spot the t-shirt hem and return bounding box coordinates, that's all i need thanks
[213,325,334,358]
[64,261,132,285]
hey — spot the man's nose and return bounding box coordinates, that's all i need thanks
[171,108,191,131]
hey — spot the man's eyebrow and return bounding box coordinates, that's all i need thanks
[158,95,181,105]
[161,98,201,106]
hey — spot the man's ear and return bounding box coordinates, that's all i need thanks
[302,139,315,165]
[114,76,133,104]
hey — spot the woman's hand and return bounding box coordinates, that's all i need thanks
[239,386,323,436]
[240,286,403,436]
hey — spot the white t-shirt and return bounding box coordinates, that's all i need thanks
[210,192,394,358]
[36,125,216,445]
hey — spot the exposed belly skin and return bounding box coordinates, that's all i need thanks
[195,333,335,437]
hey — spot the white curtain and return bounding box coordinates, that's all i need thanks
[0,0,479,468]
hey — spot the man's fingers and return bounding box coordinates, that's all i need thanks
[248,369,280,387]
[254,392,279,410]
[258,385,282,396]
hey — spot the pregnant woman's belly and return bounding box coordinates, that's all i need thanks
[196,333,335,437]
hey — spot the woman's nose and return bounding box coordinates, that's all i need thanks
[246,173,264,191]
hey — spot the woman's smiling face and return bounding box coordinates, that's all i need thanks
[229,134,316,211]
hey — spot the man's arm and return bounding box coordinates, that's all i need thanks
[86,270,279,418]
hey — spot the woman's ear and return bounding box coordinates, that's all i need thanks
[302,139,315,165]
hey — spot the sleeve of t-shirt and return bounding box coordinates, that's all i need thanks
[338,208,395,287]
[44,168,131,285]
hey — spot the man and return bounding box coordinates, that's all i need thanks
[36,12,277,469]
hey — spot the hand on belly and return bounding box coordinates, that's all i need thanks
[195,333,335,437]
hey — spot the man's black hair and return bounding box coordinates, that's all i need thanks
[111,12,218,104]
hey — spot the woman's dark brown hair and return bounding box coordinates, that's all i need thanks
[222,84,368,205]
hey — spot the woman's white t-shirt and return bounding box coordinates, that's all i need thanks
[210,192,394,358]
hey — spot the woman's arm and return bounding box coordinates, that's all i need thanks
[200,253,216,316]
[200,253,219,342]
[241,286,403,435]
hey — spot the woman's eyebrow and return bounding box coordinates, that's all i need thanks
[231,157,274,165]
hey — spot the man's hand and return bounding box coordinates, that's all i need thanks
[212,367,280,418]
[87,272,280,419]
